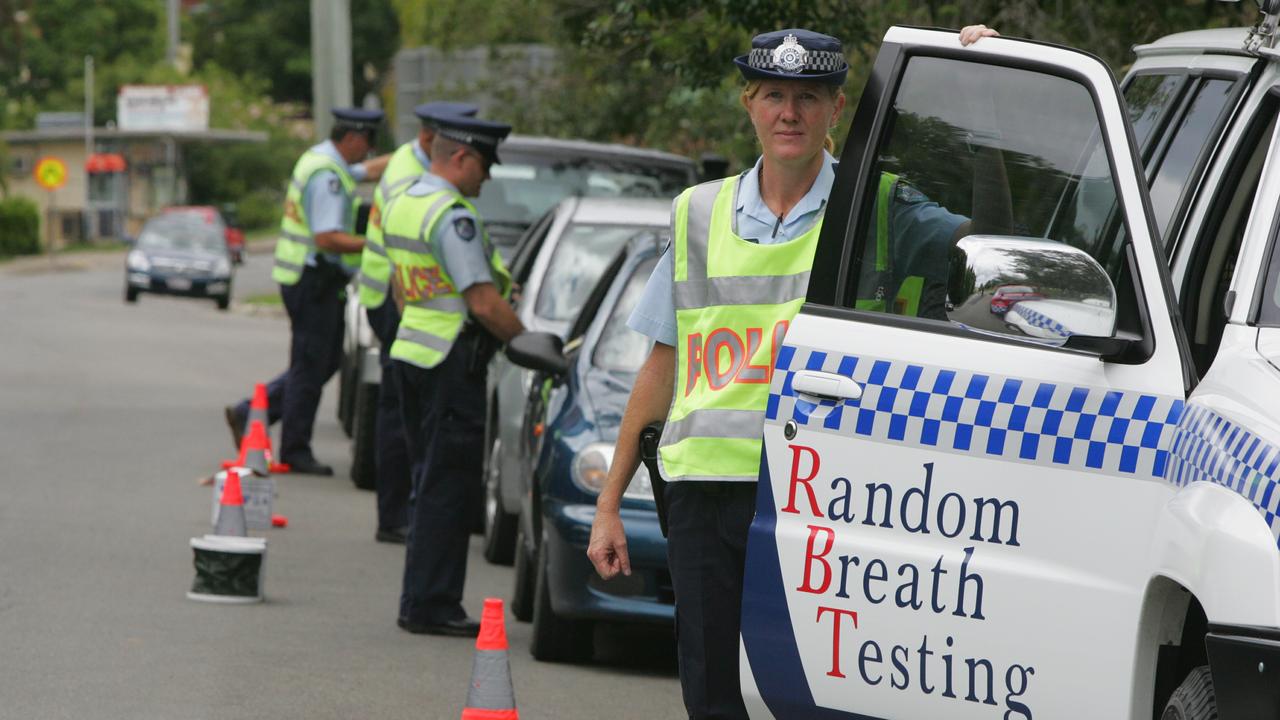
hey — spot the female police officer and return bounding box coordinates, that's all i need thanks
[586,24,997,719]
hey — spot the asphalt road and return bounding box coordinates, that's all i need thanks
[0,246,681,719]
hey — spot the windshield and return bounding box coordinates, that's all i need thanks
[593,256,657,373]
[137,221,224,253]
[473,151,691,227]
[534,224,662,322]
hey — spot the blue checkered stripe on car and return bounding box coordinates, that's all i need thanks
[1166,403,1280,546]
[766,344,1185,479]
[1011,304,1072,338]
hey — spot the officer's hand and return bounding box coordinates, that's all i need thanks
[587,510,631,579]
[959,24,998,46]
[362,154,392,181]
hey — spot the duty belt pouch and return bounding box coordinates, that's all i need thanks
[639,422,669,538]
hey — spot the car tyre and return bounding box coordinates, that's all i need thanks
[511,519,536,622]
[482,438,518,565]
[529,537,593,663]
[215,294,230,311]
[125,287,139,303]
[349,381,378,491]
[1160,666,1217,720]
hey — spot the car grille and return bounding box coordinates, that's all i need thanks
[150,258,214,275]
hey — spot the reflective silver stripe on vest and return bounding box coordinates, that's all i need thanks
[673,272,812,308]
[364,240,388,257]
[668,474,759,483]
[395,325,454,353]
[274,258,304,274]
[663,409,768,445]
[406,295,466,313]
[359,273,389,294]
[681,180,725,284]
[282,229,316,248]
[290,177,306,195]
[379,174,419,198]
[419,195,456,255]
[383,233,426,254]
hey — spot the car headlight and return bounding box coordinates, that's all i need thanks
[213,257,232,276]
[571,442,654,501]
[126,250,151,272]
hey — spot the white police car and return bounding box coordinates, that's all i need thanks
[740,20,1280,720]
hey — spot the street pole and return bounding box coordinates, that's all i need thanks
[166,0,180,67]
[84,55,95,242]
[310,0,353,140]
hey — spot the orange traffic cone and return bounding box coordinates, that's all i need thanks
[246,383,269,436]
[214,468,248,537]
[224,389,290,473]
[461,598,519,720]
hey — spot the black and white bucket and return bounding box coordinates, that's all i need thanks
[188,535,267,604]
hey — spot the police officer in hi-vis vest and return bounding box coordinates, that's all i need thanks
[585,25,999,719]
[225,108,390,476]
[361,101,478,545]
[382,111,524,636]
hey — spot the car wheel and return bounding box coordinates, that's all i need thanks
[511,519,535,623]
[125,287,138,303]
[529,536,593,663]
[348,381,378,491]
[215,294,230,311]
[482,437,517,565]
[1160,666,1217,720]
[337,350,357,438]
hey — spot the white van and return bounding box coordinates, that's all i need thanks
[740,19,1280,720]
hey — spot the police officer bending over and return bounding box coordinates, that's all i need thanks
[226,108,390,476]
[360,101,478,544]
[382,112,524,636]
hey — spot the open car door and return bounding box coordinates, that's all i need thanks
[741,27,1193,719]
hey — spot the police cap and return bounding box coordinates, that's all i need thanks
[734,29,848,86]
[433,114,512,166]
[414,101,479,128]
[331,107,384,135]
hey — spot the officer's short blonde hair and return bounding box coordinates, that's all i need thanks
[741,80,842,154]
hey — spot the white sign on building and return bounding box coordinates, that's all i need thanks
[117,85,209,132]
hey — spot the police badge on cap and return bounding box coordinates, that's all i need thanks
[734,28,849,85]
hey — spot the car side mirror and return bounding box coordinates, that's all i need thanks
[506,331,571,377]
[948,235,1133,357]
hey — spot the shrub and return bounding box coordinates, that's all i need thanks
[236,188,282,230]
[0,196,41,256]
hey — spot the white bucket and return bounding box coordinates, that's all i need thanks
[187,534,268,603]
[210,467,275,530]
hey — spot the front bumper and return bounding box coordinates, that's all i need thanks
[1207,624,1280,718]
[544,500,673,624]
[128,272,230,297]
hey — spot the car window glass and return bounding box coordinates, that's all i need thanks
[593,256,657,372]
[534,224,659,321]
[841,56,1131,346]
[510,209,555,286]
[1124,74,1186,158]
[137,222,223,252]
[474,152,691,227]
[1147,77,1237,241]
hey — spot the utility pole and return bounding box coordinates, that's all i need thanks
[84,55,95,242]
[310,0,353,140]
[166,0,180,67]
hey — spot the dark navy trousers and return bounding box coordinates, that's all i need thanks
[234,265,345,462]
[367,301,411,532]
[395,337,485,625]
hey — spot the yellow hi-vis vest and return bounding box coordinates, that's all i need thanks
[272,149,362,286]
[381,188,511,369]
[657,176,821,483]
[854,172,924,317]
[359,141,427,309]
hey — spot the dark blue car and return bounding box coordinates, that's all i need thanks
[509,234,673,662]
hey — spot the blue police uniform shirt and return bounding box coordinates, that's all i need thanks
[303,139,370,267]
[402,172,496,293]
[628,153,968,346]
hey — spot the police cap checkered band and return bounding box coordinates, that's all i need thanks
[747,46,846,74]
[734,28,848,85]
[436,126,500,151]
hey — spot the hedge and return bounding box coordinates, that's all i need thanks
[0,196,41,256]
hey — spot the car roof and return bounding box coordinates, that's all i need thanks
[502,134,695,169]
[1133,27,1254,58]
[565,197,672,227]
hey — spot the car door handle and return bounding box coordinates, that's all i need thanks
[792,371,863,401]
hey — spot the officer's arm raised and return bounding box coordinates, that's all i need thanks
[588,342,675,579]
[462,283,524,342]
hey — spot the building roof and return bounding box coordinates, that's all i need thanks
[0,127,268,144]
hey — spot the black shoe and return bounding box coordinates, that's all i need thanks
[376,526,408,544]
[284,455,334,476]
[224,405,247,450]
[397,616,481,637]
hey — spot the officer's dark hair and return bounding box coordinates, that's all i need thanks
[330,123,375,144]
